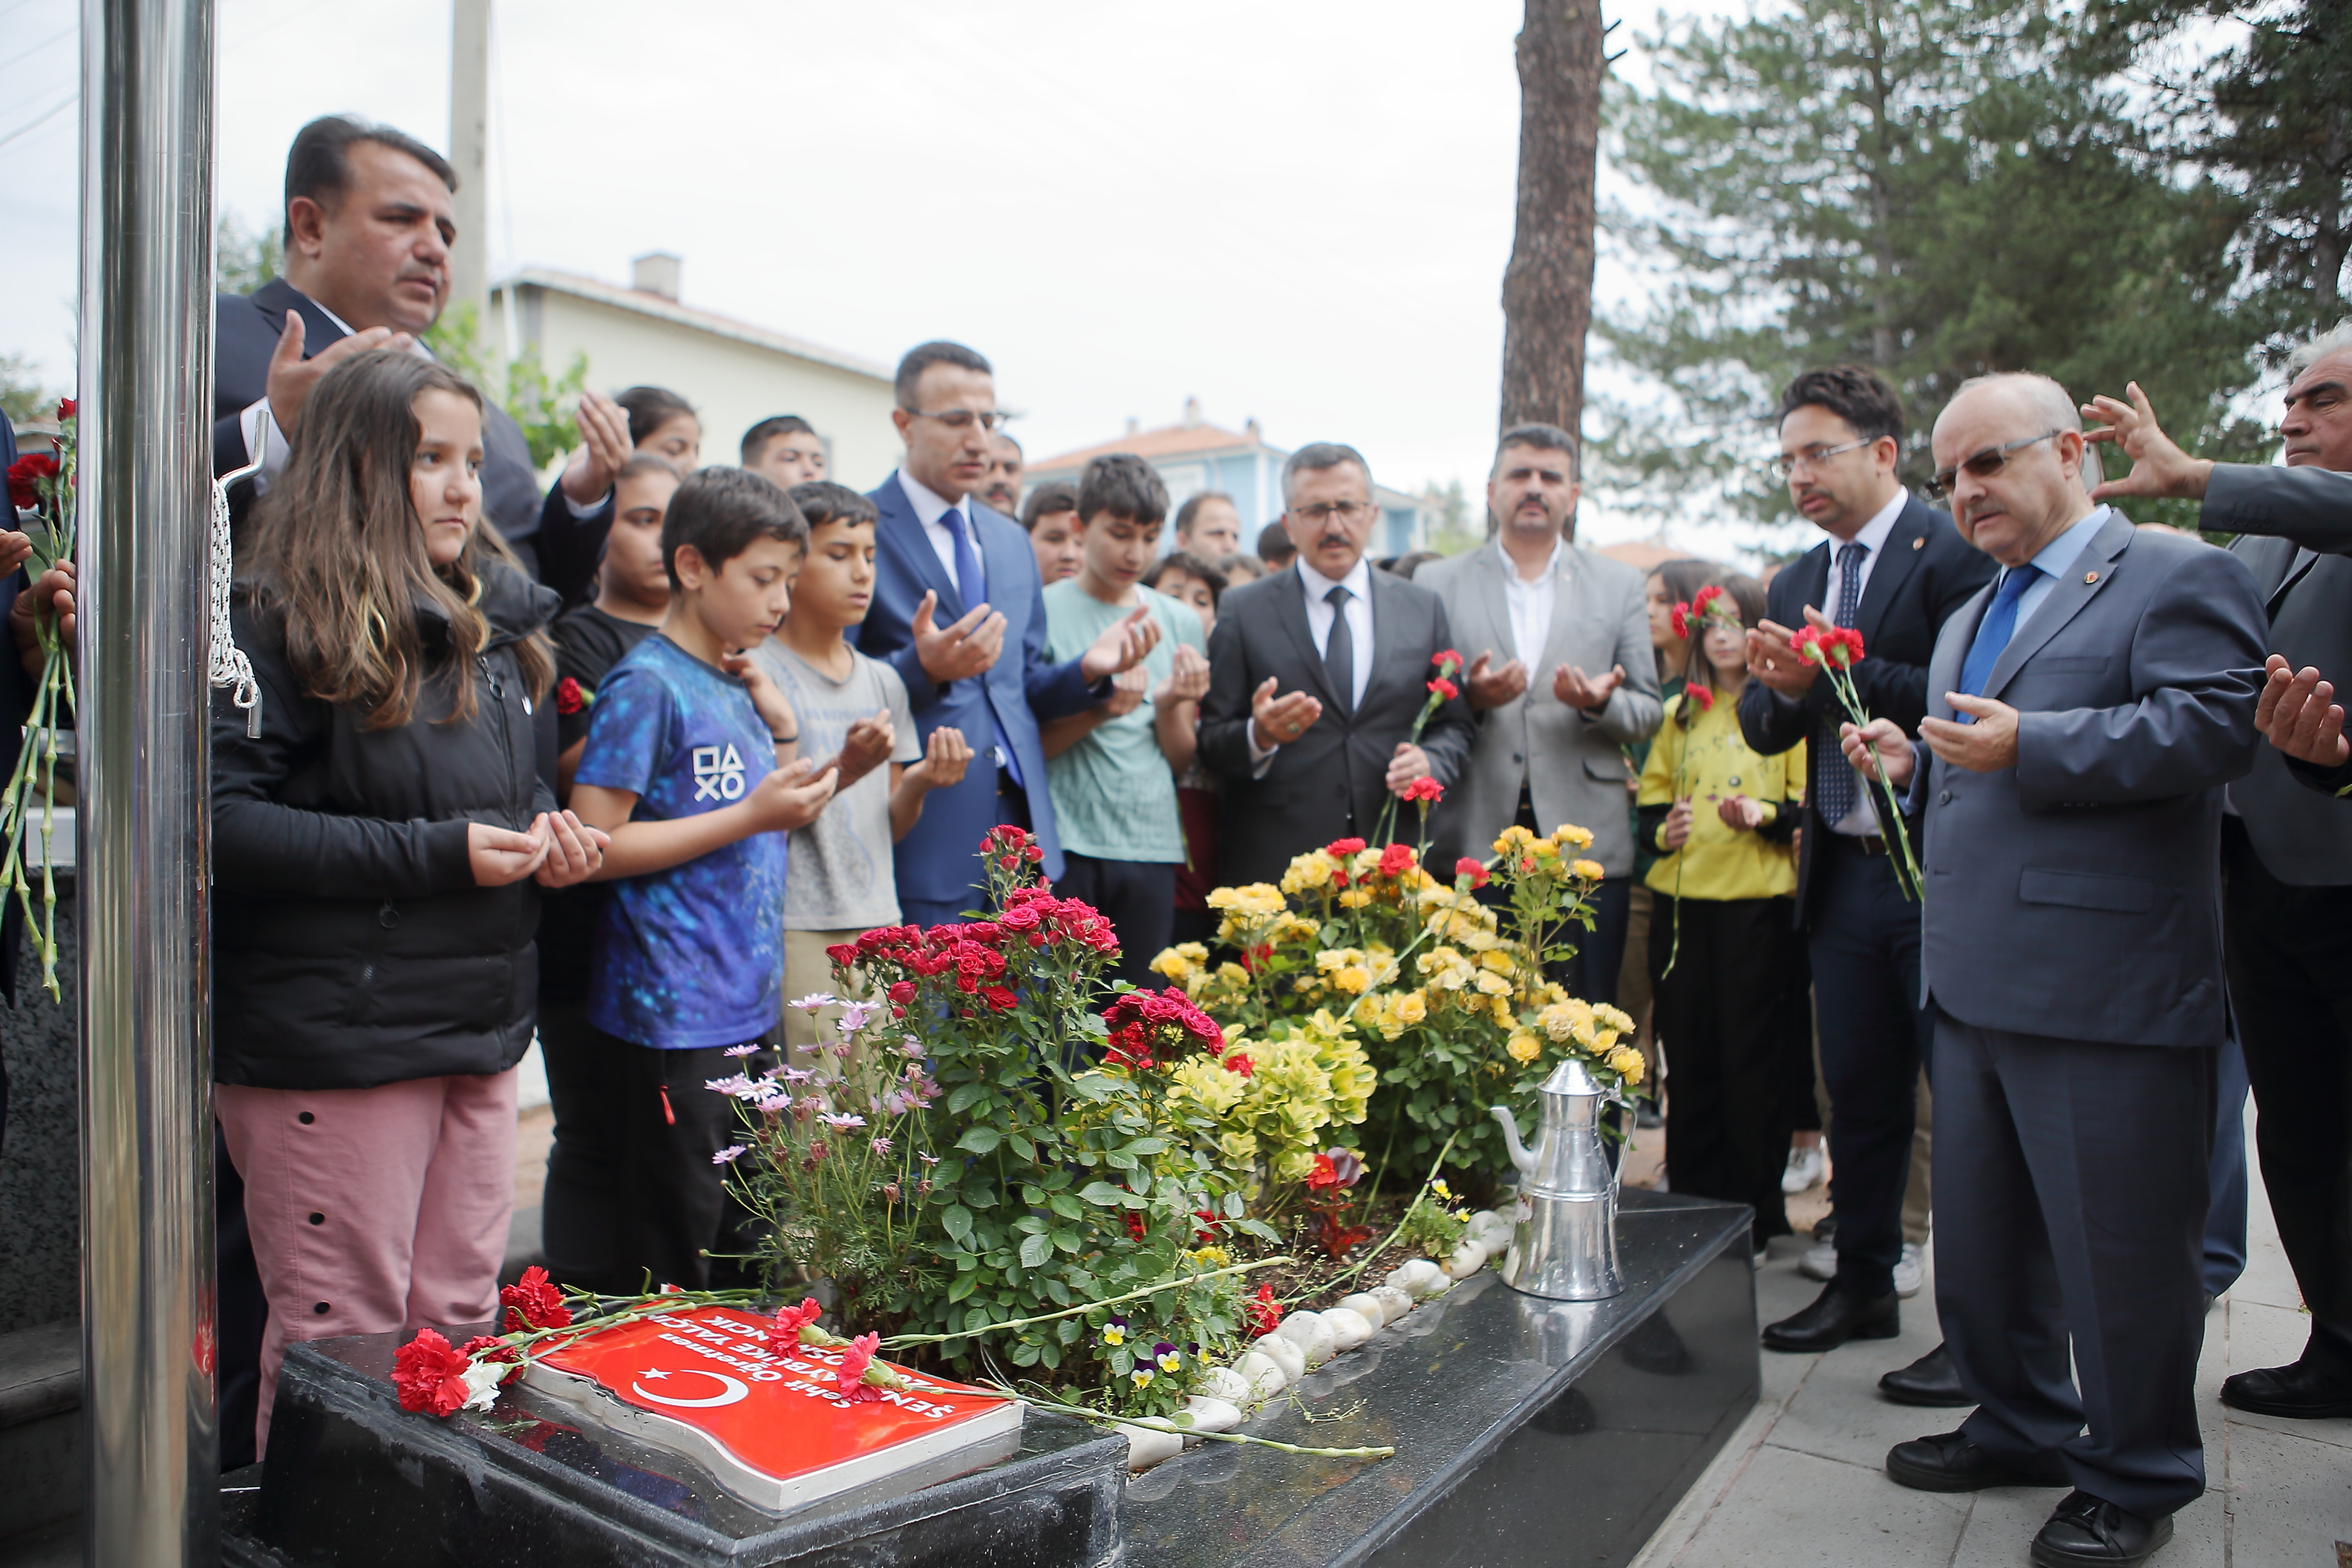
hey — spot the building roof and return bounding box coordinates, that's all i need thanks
[496,267,894,386]
[1595,538,1714,574]
[1028,417,1270,475]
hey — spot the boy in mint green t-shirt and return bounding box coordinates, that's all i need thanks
[1040,453,1208,991]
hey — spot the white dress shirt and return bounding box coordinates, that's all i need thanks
[1248,555,1375,771]
[1824,489,1911,837]
[1498,538,1562,670]
[896,467,983,602]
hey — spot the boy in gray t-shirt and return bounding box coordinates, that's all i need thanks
[751,484,972,1054]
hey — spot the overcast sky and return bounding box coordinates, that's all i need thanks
[2,0,1775,555]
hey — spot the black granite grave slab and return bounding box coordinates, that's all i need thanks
[223,1327,1127,1568]
[1120,1188,1757,1568]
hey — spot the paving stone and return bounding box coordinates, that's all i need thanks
[1663,1443,1968,1568]
[2223,1421,2352,1568]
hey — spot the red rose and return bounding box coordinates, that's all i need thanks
[887,981,916,1003]
[554,677,586,715]
[500,1264,572,1334]
[1455,856,1490,887]
[982,985,1018,1011]
[1125,1211,1147,1241]
[391,1328,473,1417]
[1221,1052,1254,1077]
[8,452,59,510]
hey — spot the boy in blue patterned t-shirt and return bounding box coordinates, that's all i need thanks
[570,467,839,1290]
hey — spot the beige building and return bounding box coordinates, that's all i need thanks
[491,254,900,488]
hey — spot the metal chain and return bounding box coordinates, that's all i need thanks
[211,440,263,738]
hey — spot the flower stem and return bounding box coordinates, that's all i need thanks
[883,1256,1297,1348]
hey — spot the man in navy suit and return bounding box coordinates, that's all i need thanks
[1738,368,1994,1377]
[212,115,546,572]
[857,342,1159,926]
[1846,372,2265,1568]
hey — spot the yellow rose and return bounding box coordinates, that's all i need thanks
[1595,1004,1636,1037]
[1490,993,1516,1028]
[1493,825,1537,856]
[1507,1030,1542,1064]
[1393,991,1428,1025]
[1334,966,1372,994]
[1474,969,1514,996]
[1281,851,1340,896]
[1608,1044,1646,1086]
[1552,822,1595,850]
[1572,859,1606,882]
[1479,949,1516,975]
[1338,887,1373,909]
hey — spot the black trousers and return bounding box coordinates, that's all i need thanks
[1511,792,1631,1007]
[2222,817,2352,1376]
[556,1026,771,1294]
[1055,853,1177,994]
[1650,894,1806,1247]
[1935,1014,2212,1519]
[539,994,619,1287]
[1805,835,1934,1297]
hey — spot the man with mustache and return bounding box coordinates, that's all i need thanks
[1739,368,1992,1378]
[980,431,1025,519]
[212,115,547,572]
[1417,423,1661,1007]
[2078,330,2352,1425]
[1198,442,1474,884]
[1842,372,2264,1568]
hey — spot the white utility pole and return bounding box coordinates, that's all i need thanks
[448,0,492,323]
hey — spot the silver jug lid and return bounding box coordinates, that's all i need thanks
[1538,1057,1604,1099]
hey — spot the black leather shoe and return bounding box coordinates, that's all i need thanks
[2030,1490,2172,1566]
[2219,1357,2352,1419]
[1880,1341,1973,1407]
[1886,1430,2070,1492]
[1761,1281,1899,1352]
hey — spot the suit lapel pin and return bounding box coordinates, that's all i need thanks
[1911,535,1925,550]
[2083,571,2099,584]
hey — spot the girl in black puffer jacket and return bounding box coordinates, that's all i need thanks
[211,351,608,1456]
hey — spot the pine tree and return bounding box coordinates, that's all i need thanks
[1594,0,2267,528]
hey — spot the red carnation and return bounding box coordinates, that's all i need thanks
[1687,684,1715,713]
[9,452,59,510]
[833,1331,885,1403]
[1245,1283,1282,1338]
[500,1265,572,1334]
[1455,856,1490,887]
[1378,842,1417,877]
[1670,601,1691,640]
[1427,677,1458,700]
[55,398,74,421]
[391,1328,473,1417]
[1432,648,1463,674]
[1327,837,1367,857]
[554,677,586,715]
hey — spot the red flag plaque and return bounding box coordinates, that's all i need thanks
[524,1305,1024,1512]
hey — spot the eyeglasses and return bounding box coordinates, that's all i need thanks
[904,408,1011,433]
[1923,430,2060,501]
[1772,437,1873,479]
[1289,500,1375,524]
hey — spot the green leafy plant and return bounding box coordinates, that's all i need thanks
[422,302,590,470]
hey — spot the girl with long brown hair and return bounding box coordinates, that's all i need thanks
[210,350,608,1457]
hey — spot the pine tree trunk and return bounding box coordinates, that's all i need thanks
[1499,0,1608,438]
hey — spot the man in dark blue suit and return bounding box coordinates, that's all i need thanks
[1737,368,1994,1377]
[857,342,1159,926]
[212,116,545,572]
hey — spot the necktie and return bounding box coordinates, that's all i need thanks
[942,506,1020,786]
[1323,584,1356,716]
[1813,542,1871,827]
[1956,565,2039,718]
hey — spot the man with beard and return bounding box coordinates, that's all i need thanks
[980,431,1024,518]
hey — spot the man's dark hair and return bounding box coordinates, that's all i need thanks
[617,386,695,448]
[1494,423,1578,477]
[615,453,681,486]
[1385,550,1441,580]
[1778,366,1904,446]
[1257,521,1297,566]
[1281,441,1372,503]
[1019,481,1079,532]
[740,414,815,466]
[662,466,807,592]
[285,116,457,226]
[895,341,992,409]
[789,481,878,535]
[1145,550,1229,609]
[993,431,1023,455]
[1174,490,1237,537]
[1076,453,1168,526]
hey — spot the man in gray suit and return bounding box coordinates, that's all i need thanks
[1842,372,2265,1568]
[1417,424,1662,1004]
[2080,345,2352,1423]
[1199,444,1475,887]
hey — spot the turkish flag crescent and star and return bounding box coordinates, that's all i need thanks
[526,1304,1023,1509]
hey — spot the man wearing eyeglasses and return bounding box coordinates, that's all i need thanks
[1197,442,1474,885]
[1840,372,2264,1568]
[858,341,1162,926]
[1740,368,1992,1377]
[2082,346,2352,1431]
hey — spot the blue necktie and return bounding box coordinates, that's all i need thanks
[1956,565,2039,717]
[1813,542,1870,826]
[942,506,1021,786]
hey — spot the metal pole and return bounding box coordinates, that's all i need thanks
[448,0,492,319]
[78,0,218,1559]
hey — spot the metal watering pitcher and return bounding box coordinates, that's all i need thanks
[1490,1058,1624,1301]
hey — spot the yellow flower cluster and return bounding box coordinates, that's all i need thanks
[1168,1009,1374,1182]
[1534,997,1645,1083]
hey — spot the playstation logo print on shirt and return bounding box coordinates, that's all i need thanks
[693,744,749,802]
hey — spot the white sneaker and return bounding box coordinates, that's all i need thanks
[1799,1240,1838,1281]
[1780,1145,1827,1195]
[1893,1243,1925,1299]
